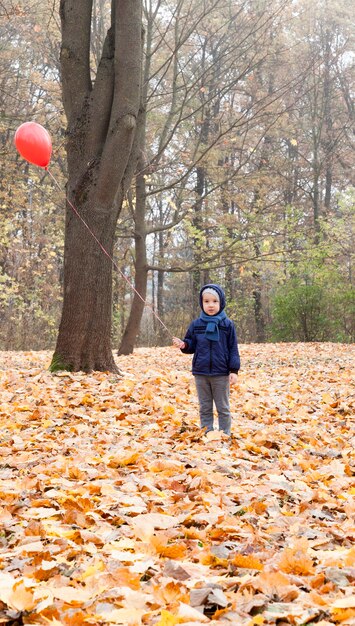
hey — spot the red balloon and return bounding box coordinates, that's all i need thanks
[14,121,52,168]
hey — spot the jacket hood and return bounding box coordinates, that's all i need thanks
[199,283,226,313]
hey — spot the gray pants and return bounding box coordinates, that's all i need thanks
[194,375,231,435]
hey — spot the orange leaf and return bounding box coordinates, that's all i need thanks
[109,567,141,590]
[153,581,187,604]
[278,540,315,575]
[200,552,228,568]
[151,536,188,559]
[331,608,355,623]
[232,554,264,570]
[108,451,141,467]
[256,571,299,602]
[345,547,355,566]
[9,581,36,612]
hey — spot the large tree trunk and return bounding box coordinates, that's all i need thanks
[54,200,117,372]
[51,0,142,372]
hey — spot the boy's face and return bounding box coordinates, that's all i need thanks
[202,293,220,315]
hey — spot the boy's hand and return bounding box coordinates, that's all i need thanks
[230,373,238,385]
[172,337,185,349]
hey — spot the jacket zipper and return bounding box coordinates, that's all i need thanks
[209,342,212,373]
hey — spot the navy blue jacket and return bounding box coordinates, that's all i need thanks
[181,284,240,376]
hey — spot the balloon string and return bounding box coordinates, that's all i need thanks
[46,169,173,338]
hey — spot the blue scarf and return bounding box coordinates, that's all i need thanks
[200,310,227,341]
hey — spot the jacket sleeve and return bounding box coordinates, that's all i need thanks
[228,321,240,373]
[180,321,197,354]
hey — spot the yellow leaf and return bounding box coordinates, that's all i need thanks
[321,392,334,404]
[80,393,95,406]
[289,380,301,392]
[155,610,182,626]
[248,617,264,626]
[44,525,78,539]
[79,560,105,580]
[245,442,262,454]
[163,404,175,415]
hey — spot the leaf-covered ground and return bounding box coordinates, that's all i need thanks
[0,343,354,626]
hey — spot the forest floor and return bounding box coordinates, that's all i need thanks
[0,343,354,625]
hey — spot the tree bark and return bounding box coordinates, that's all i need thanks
[51,0,142,372]
[252,270,266,343]
[116,3,154,355]
[53,202,117,372]
[117,165,147,355]
[157,229,166,345]
[192,165,206,317]
[323,30,333,212]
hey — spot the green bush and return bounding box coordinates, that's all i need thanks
[331,288,355,342]
[271,281,329,342]
[270,278,354,342]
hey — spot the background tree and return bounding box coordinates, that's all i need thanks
[118,0,303,352]
[1,0,354,352]
[0,0,64,349]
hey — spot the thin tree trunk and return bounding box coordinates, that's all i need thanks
[252,278,266,342]
[323,30,333,212]
[118,163,147,355]
[192,165,206,316]
[157,230,165,345]
[313,164,321,244]
[116,4,156,354]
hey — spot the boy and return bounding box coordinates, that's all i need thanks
[173,284,240,436]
